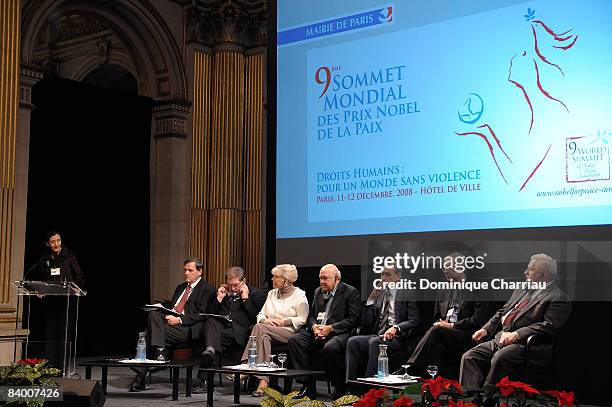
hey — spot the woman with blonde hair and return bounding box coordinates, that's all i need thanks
[241,264,308,396]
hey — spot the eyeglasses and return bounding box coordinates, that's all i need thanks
[271,275,286,280]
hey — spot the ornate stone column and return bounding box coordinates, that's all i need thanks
[207,41,245,286]
[243,46,265,284]
[186,1,267,287]
[186,4,214,280]
[150,100,192,300]
[0,0,28,363]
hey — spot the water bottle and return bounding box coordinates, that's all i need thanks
[247,335,257,367]
[377,344,389,379]
[136,332,147,360]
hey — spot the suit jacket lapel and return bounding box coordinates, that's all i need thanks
[185,281,203,306]
[326,282,343,317]
[394,289,409,317]
[456,292,467,314]
[170,282,188,307]
[505,289,528,312]
[439,289,451,318]
[394,289,403,312]
[515,285,555,321]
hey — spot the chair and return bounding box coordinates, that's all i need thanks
[523,333,557,388]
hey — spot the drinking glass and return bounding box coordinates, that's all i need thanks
[268,354,277,368]
[277,353,287,369]
[401,364,410,380]
[427,365,438,379]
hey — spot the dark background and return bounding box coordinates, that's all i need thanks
[24,75,151,357]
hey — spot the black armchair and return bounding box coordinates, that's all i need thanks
[524,333,557,388]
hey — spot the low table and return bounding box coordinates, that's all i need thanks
[198,366,325,407]
[347,376,421,399]
[79,357,201,400]
[347,378,417,392]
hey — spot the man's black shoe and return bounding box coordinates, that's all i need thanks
[128,373,146,392]
[292,384,316,400]
[191,379,207,394]
[201,349,215,367]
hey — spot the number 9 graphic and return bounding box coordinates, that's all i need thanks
[315,66,331,98]
[568,141,577,155]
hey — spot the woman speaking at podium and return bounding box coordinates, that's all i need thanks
[28,230,85,372]
[32,231,85,288]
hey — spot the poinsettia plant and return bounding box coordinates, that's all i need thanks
[353,388,388,407]
[260,377,575,407]
[541,390,574,407]
[493,377,575,407]
[261,386,360,407]
[0,358,61,386]
[0,358,61,406]
[420,376,465,405]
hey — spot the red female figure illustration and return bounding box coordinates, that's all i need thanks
[456,8,578,191]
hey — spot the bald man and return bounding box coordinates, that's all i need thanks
[288,264,361,400]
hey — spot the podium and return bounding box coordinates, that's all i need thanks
[13,280,87,378]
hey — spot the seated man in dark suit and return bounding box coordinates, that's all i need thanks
[407,253,491,378]
[129,257,215,391]
[200,266,266,367]
[346,266,420,382]
[289,264,361,400]
[460,253,571,400]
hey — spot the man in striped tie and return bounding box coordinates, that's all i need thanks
[459,253,571,402]
[129,257,215,392]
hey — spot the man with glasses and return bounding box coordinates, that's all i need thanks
[199,266,266,367]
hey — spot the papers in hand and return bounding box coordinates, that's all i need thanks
[356,374,418,385]
[198,313,233,322]
[143,303,181,317]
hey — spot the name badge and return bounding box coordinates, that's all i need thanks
[316,312,326,323]
[50,268,61,276]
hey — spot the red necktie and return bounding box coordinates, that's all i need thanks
[174,285,191,314]
[502,294,531,329]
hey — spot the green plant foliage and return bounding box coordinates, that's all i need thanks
[0,359,61,407]
[332,394,360,406]
[401,383,422,395]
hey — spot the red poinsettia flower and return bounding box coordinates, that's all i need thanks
[421,377,446,399]
[353,388,388,407]
[446,378,464,394]
[392,395,414,407]
[364,388,386,400]
[17,358,45,366]
[421,376,464,400]
[353,398,377,407]
[448,400,477,407]
[543,390,575,407]
[496,376,540,397]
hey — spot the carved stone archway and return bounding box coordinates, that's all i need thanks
[0,0,268,363]
[16,0,192,313]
